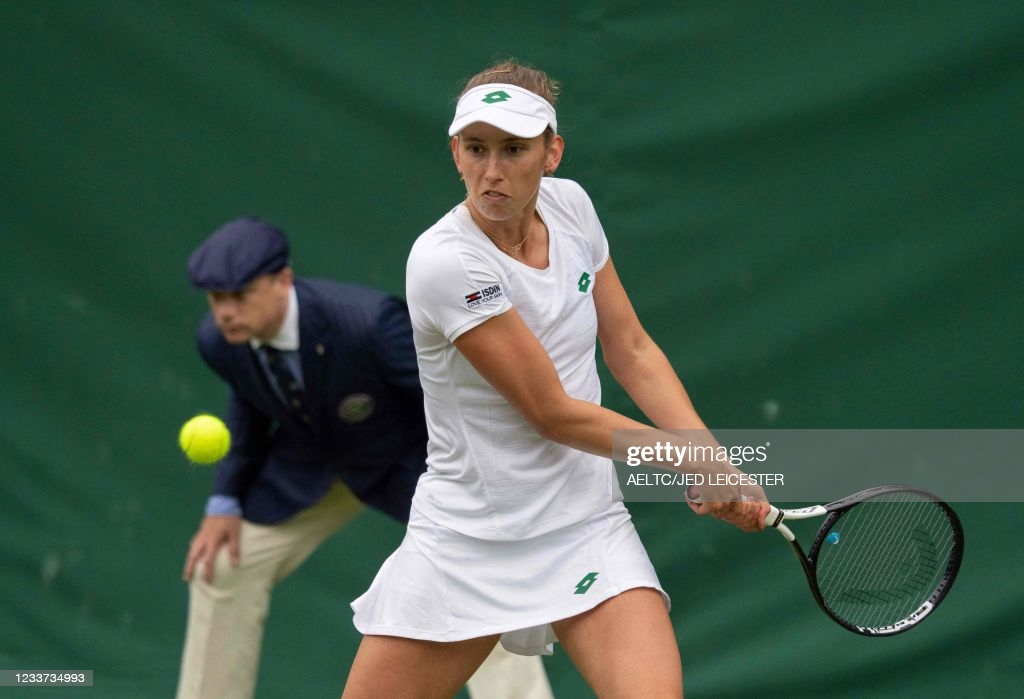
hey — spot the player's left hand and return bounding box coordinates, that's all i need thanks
[688,498,769,533]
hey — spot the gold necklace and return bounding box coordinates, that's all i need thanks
[482,226,532,258]
[469,206,533,258]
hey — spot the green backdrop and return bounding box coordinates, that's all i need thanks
[2,2,1021,697]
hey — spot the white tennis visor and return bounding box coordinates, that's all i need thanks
[448,83,557,138]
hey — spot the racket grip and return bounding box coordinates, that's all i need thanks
[763,505,796,541]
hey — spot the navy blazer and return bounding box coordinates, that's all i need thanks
[197,278,427,524]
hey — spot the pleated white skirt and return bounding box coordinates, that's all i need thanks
[351,501,669,655]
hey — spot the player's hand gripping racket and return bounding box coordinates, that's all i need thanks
[763,485,964,636]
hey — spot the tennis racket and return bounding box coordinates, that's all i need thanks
[763,485,964,636]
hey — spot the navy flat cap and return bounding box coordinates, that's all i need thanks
[188,216,290,291]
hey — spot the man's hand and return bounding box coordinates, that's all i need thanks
[183,515,242,583]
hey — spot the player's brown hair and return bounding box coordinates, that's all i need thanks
[459,59,560,144]
[460,59,560,106]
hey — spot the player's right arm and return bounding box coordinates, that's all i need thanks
[454,307,764,532]
[454,307,644,454]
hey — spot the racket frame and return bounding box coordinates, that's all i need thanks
[765,485,964,636]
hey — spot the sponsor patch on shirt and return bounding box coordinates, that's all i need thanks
[464,283,505,309]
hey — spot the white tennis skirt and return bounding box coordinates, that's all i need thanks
[351,501,669,656]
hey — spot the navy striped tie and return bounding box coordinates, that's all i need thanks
[260,346,308,421]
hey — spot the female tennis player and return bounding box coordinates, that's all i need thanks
[343,60,769,698]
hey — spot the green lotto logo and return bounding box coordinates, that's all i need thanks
[577,272,592,293]
[482,90,511,104]
[574,572,599,595]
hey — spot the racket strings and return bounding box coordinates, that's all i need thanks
[831,501,949,617]
[814,492,956,630]
[836,507,936,602]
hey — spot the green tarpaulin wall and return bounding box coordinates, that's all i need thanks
[2,2,1021,697]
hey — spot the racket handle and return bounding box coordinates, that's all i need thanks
[764,505,796,541]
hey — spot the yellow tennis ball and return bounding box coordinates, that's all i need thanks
[178,414,231,464]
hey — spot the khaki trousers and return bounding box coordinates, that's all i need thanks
[176,481,553,699]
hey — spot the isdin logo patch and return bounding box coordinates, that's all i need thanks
[482,90,511,104]
[574,572,599,595]
[577,272,592,293]
[465,283,505,309]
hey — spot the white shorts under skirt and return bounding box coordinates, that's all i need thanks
[350,501,669,656]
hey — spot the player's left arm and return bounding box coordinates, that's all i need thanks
[594,257,767,526]
[593,257,705,431]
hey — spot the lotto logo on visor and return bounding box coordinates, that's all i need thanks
[481,90,511,104]
[449,83,557,138]
[464,284,504,309]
